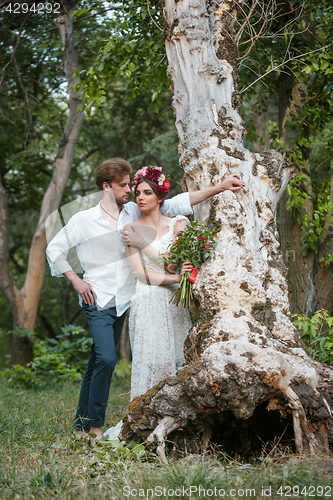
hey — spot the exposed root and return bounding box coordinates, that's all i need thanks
[146,416,181,464]
[285,387,317,455]
[323,397,333,419]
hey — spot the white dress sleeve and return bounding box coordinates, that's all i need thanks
[167,215,190,234]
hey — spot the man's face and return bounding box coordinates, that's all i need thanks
[110,174,131,205]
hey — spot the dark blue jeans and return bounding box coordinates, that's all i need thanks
[74,302,126,430]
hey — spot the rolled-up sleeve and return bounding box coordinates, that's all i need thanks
[46,216,79,277]
[160,192,193,217]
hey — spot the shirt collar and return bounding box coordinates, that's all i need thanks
[92,200,128,220]
[92,202,103,220]
[121,202,130,214]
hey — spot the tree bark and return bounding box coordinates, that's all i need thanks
[120,314,131,362]
[312,170,333,315]
[120,0,333,461]
[0,3,84,366]
[277,68,333,316]
[277,70,315,316]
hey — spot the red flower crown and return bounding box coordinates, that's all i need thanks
[132,165,170,192]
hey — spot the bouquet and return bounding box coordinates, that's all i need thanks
[164,221,217,308]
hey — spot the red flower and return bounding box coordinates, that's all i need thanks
[198,236,203,241]
[150,171,160,182]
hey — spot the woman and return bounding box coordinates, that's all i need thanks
[125,168,193,401]
[103,167,192,441]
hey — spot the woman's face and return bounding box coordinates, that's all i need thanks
[135,181,160,212]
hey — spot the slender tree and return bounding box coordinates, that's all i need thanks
[121,0,333,461]
[0,0,84,365]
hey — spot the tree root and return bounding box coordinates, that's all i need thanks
[285,386,317,455]
[146,416,181,464]
[121,341,333,459]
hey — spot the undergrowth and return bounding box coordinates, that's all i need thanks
[292,309,333,365]
[0,325,92,387]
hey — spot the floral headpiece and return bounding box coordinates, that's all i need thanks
[132,165,170,192]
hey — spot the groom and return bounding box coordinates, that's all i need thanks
[46,157,244,443]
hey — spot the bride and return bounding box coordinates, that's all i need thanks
[104,168,193,440]
[126,173,193,401]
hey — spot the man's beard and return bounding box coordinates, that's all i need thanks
[110,192,128,207]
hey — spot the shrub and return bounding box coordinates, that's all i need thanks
[292,309,333,365]
[0,325,92,387]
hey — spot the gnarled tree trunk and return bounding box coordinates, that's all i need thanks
[121,0,333,461]
[0,2,84,366]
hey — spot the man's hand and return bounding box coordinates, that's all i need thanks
[218,174,245,193]
[64,271,95,306]
[121,224,146,249]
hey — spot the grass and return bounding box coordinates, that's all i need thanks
[1,362,333,499]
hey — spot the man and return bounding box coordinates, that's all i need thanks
[46,157,244,444]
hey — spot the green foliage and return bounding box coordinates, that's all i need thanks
[74,0,167,115]
[166,222,217,270]
[286,175,333,253]
[0,2,182,343]
[286,174,312,217]
[239,0,333,215]
[80,439,152,477]
[292,310,333,365]
[0,325,92,387]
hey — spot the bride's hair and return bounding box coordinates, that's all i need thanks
[135,177,169,206]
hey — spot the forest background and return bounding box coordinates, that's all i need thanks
[0,0,333,378]
[1,1,333,496]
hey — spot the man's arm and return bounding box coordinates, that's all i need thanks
[64,271,95,306]
[188,174,245,207]
[46,215,94,306]
[46,221,76,277]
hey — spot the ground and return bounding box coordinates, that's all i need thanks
[0,363,332,499]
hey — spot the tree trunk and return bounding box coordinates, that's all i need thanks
[277,70,315,316]
[120,0,333,461]
[313,170,333,315]
[120,314,131,362]
[277,68,333,317]
[0,3,84,366]
[279,187,315,316]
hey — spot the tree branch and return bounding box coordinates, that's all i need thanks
[13,56,33,148]
[0,175,17,313]
[147,0,163,32]
[240,44,333,94]
[0,11,33,88]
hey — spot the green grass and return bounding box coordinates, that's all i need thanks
[1,363,333,499]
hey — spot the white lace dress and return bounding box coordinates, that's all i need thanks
[129,215,192,400]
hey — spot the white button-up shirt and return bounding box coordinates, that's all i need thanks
[46,194,193,316]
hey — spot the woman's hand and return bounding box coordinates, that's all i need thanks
[180,261,194,275]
